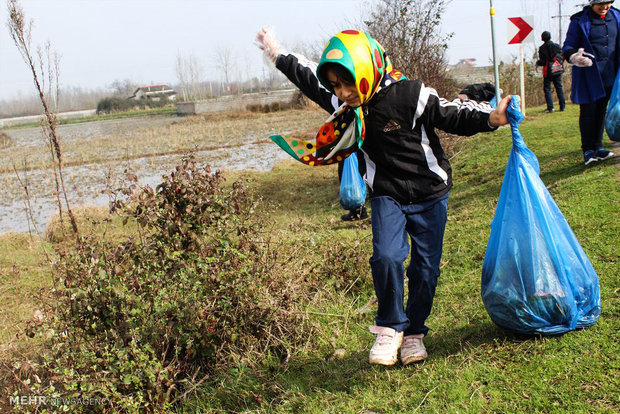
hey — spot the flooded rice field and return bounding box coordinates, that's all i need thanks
[0,110,323,234]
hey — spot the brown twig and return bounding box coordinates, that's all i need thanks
[413,385,440,413]
[0,360,35,394]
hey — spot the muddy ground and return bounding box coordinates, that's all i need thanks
[0,111,323,234]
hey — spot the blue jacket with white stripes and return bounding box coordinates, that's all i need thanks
[276,52,497,204]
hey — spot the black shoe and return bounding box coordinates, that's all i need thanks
[341,210,358,221]
[559,107,565,112]
[358,206,368,220]
[341,206,368,221]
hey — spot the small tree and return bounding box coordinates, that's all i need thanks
[214,46,235,95]
[109,78,137,97]
[364,0,457,97]
[7,0,78,236]
[175,52,205,101]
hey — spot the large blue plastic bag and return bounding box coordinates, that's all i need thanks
[605,69,620,141]
[339,152,366,210]
[481,96,601,335]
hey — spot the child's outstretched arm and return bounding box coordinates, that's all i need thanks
[255,27,339,114]
[418,82,509,135]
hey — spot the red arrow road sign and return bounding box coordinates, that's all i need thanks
[508,17,534,44]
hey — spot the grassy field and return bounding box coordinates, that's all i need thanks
[0,104,618,412]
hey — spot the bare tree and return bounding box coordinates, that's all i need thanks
[7,0,79,235]
[175,53,189,101]
[214,46,235,95]
[364,0,457,96]
[109,78,137,97]
[175,52,205,101]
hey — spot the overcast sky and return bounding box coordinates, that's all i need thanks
[0,0,588,101]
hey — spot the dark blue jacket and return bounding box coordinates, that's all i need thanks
[563,6,620,104]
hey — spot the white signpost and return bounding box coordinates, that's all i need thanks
[507,16,534,115]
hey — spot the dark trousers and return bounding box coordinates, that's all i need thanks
[543,75,565,111]
[579,87,612,152]
[369,194,448,336]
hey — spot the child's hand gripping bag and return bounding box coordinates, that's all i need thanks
[339,152,366,210]
[605,69,620,142]
[481,96,601,335]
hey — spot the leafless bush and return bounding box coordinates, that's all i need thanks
[8,0,78,236]
[364,0,458,97]
[176,52,206,101]
[499,58,573,109]
[0,132,14,148]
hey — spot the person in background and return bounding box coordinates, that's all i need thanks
[338,159,368,221]
[563,0,618,165]
[457,82,496,103]
[536,31,566,113]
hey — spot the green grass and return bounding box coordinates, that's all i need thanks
[193,104,619,413]
[1,104,618,412]
[0,233,51,347]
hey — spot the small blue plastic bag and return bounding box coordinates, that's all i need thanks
[481,96,601,335]
[605,69,620,141]
[339,152,366,210]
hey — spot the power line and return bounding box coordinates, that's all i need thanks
[551,0,571,45]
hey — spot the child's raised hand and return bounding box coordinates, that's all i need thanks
[489,95,512,127]
[255,26,282,63]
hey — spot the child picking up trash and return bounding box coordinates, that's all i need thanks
[256,27,510,366]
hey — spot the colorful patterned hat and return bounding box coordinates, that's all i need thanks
[317,30,396,105]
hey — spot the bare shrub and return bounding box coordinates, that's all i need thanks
[8,0,78,236]
[310,235,373,295]
[246,100,298,113]
[0,132,14,149]
[498,59,573,109]
[364,0,459,97]
[290,89,312,109]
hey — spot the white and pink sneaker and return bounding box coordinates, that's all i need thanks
[400,334,427,365]
[368,325,404,366]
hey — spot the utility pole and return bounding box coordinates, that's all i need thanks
[489,0,501,101]
[551,0,571,45]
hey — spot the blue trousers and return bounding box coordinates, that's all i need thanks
[369,194,448,336]
[543,75,565,111]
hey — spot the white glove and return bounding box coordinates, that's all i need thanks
[255,26,285,65]
[569,48,594,67]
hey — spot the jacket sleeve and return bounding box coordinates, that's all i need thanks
[562,17,582,61]
[275,53,341,114]
[536,45,547,66]
[415,83,496,136]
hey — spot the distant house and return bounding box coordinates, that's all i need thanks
[455,58,477,68]
[131,84,177,101]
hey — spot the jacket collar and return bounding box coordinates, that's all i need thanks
[578,6,620,35]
